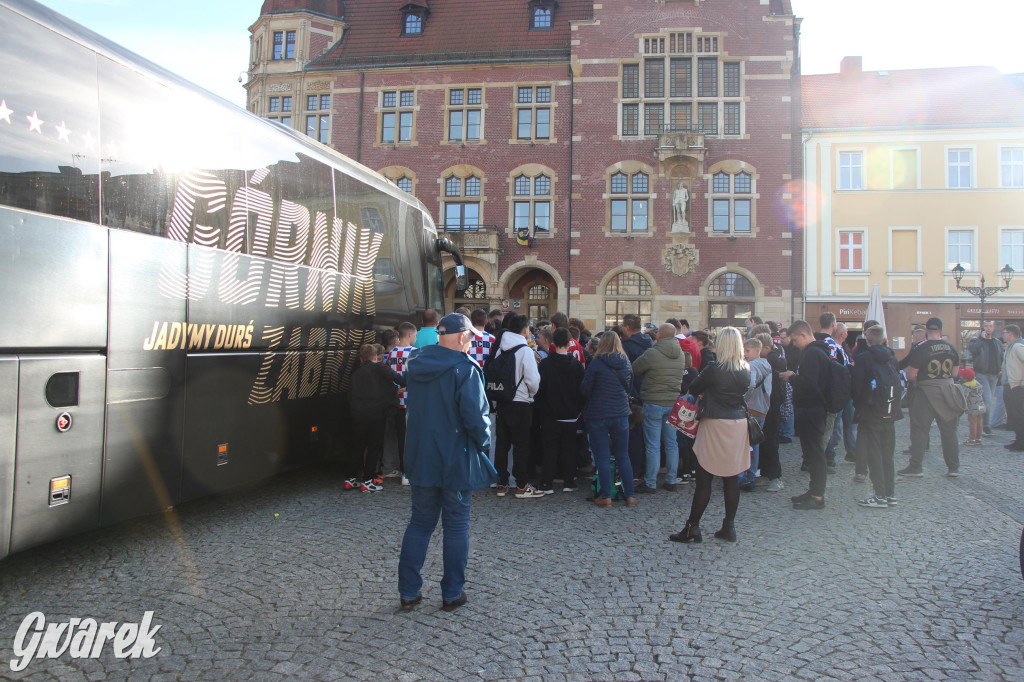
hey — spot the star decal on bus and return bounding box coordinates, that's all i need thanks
[55,121,71,142]
[0,100,12,124]
[26,110,43,133]
[82,131,95,150]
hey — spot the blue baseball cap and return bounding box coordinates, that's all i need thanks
[437,313,483,337]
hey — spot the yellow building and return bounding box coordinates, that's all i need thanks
[802,58,1024,355]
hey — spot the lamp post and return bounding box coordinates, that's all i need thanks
[951,263,1015,333]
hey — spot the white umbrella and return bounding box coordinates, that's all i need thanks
[865,284,886,337]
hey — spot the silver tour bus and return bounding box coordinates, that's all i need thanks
[0,0,466,560]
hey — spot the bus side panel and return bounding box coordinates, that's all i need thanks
[102,231,186,525]
[0,357,16,561]
[0,210,107,350]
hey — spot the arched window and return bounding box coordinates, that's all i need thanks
[710,166,755,236]
[441,168,485,232]
[463,279,487,299]
[396,177,412,193]
[533,7,552,28]
[707,272,756,334]
[404,13,423,35]
[604,271,653,329]
[609,170,649,234]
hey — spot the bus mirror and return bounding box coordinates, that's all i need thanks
[455,265,468,293]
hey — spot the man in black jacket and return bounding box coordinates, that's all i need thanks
[968,320,1003,434]
[536,328,586,493]
[621,314,653,480]
[779,320,831,510]
[851,325,902,508]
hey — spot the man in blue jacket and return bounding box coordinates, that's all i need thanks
[398,313,497,613]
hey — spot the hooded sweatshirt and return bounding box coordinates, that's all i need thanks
[404,344,497,491]
[632,337,687,407]
[496,330,541,403]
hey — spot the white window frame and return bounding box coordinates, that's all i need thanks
[945,145,976,189]
[836,229,866,272]
[889,146,920,190]
[999,145,1024,188]
[944,226,976,273]
[1000,226,1024,271]
[837,150,865,191]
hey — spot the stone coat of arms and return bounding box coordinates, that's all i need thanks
[663,242,699,277]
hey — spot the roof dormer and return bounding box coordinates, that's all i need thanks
[529,0,558,30]
[401,1,429,36]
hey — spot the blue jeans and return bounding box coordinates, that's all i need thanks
[780,412,795,438]
[740,415,765,485]
[976,373,999,428]
[586,416,634,499]
[398,486,471,602]
[643,403,679,488]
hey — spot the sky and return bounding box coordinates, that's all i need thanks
[32,0,1024,108]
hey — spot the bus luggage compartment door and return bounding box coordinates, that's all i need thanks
[0,357,17,561]
[10,355,106,554]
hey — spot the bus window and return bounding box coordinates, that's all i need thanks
[0,7,100,223]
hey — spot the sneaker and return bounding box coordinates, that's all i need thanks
[514,484,547,499]
[372,475,385,486]
[983,427,993,435]
[537,487,555,495]
[495,485,509,497]
[766,478,784,492]
[946,470,960,478]
[886,496,899,506]
[401,475,410,486]
[360,480,383,493]
[792,496,825,510]
[897,466,924,477]
[791,491,813,504]
[826,464,837,474]
[343,477,359,490]
[634,483,657,494]
[778,436,793,444]
[661,482,678,492]
[857,494,888,509]
[383,469,403,479]
[853,473,867,483]
[562,487,578,493]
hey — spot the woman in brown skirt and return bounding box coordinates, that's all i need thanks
[669,327,750,543]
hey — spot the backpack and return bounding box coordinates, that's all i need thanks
[865,358,900,419]
[483,345,528,405]
[818,349,851,414]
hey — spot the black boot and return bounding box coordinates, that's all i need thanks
[669,520,702,543]
[713,521,737,542]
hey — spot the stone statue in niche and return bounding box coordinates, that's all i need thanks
[670,181,689,233]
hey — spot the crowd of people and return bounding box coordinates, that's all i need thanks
[378,306,1016,610]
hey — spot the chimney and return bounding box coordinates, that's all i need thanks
[840,56,863,77]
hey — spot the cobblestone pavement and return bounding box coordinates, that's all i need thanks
[2,418,1024,681]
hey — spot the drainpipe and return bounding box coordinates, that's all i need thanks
[356,71,365,163]
[566,66,575,316]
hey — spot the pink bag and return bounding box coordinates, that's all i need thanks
[668,394,700,439]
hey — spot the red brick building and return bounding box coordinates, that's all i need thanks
[245,0,802,331]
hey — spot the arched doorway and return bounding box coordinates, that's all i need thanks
[444,268,489,312]
[506,268,557,324]
[707,272,756,334]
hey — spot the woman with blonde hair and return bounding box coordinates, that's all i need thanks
[580,331,636,507]
[669,327,750,543]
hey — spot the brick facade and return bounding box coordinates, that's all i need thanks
[247,0,802,331]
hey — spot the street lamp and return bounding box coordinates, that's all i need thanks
[952,262,1015,332]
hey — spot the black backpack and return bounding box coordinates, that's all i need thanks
[864,358,900,419]
[816,348,851,414]
[483,345,528,405]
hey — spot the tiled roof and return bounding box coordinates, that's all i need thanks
[261,0,346,20]
[802,65,1024,130]
[308,0,594,70]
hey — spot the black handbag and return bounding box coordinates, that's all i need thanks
[735,372,765,446]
